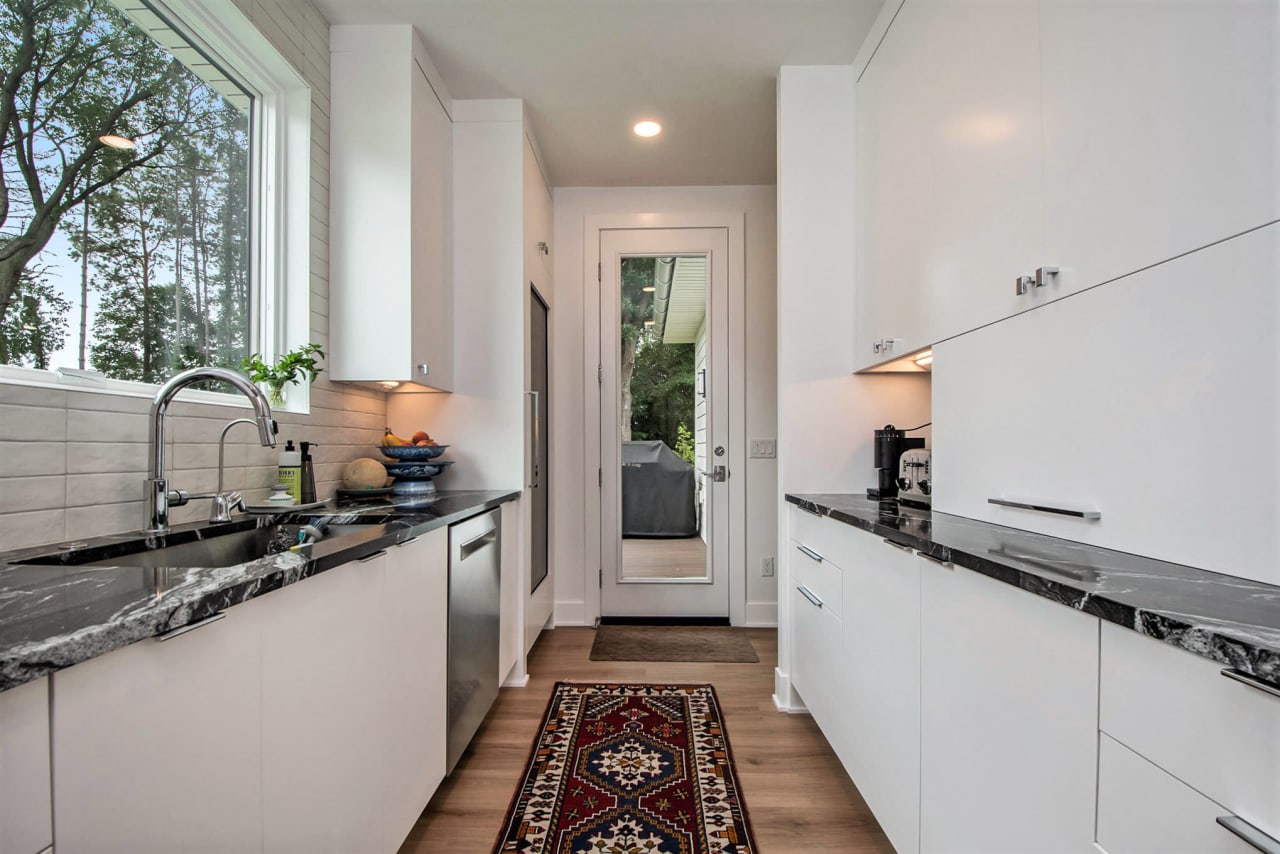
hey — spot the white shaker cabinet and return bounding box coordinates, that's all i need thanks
[52,607,264,853]
[0,677,51,854]
[919,557,1098,853]
[788,538,845,754]
[1040,0,1280,297]
[840,532,921,854]
[854,0,937,368]
[261,553,390,853]
[381,528,449,849]
[330,26,453,391]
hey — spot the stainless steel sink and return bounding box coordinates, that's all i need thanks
[16,523,383,569]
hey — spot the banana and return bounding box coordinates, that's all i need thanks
[382,428,410,447]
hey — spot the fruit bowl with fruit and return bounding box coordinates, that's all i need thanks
[380,428,448,460]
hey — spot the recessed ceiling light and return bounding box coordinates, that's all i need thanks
[98,134,135,150]
[633,120,662,138]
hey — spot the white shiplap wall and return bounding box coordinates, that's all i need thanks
[0,0,386,551]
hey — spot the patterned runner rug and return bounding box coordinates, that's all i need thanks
[493,683,756,854]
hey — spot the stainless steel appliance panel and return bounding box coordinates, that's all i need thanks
[447,508,501,772]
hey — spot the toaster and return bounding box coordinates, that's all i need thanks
[897,448,931,508]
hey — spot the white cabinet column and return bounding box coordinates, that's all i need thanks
[0,677,51,854]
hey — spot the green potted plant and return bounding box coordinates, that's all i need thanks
[240,344,325,407]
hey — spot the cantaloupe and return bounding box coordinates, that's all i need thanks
[343,457,388,490]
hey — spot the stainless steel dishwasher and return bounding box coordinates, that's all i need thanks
[446,508,501,772]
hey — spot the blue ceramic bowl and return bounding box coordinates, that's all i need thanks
[379,443,448,461]
[382,460,453,479]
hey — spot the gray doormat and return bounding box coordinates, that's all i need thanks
[589,625,760,663]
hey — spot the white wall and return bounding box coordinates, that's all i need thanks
[0,0,389,551]
[775,65,931,706]
[552,186,778,627]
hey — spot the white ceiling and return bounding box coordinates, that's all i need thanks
[308,0,885,187]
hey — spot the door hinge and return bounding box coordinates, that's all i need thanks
[599,567,603,589]
[597,363,603,384]
[597,262,601,282]
[598,467,603,487]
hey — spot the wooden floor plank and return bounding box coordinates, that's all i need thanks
[397,627,893,853]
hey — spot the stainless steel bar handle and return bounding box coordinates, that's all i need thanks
[460,529,498,561]
[155,612,225,642]
[358,549,387,563]
[397,536,421,547]
[796,585,824,608]
[1220,668,1280,700]
[988,497,1101,520]
[1216,816,1280,854]
[527,391,540,489]
[918,552,953,569]
[883,538,914,553]
[796,544,824,563]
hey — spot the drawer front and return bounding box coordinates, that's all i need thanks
[1100,623,1280,837]
[791,587,845,751]
[1098,734,1257,854]
[789,506,861,569]
[790,537,843,620]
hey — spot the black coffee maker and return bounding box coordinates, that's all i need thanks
[868,424,925,500]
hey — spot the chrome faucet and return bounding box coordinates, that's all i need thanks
[146,367,276,533]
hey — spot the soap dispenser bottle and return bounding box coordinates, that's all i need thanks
[278,440,302,502]
[299,441,318,504]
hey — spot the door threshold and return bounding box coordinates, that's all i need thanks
[598,616,731,627]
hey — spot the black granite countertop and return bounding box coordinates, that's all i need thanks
[787,493,1280,683]
[0,490,518,692]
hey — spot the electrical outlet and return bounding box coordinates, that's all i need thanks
[762,556,775,577]
[749,439,776,459]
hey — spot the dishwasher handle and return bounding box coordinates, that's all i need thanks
[459,529,498,561]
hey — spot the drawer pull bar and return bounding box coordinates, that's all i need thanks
[156,612,224,642]
[796,585,824,608]
[796,544,825,563]
[882,539,914,553]
[397,536,421,547]
[1221,668,1280,700]
[918,552,952,569]
[358,549,387,563]
[1216,816,1280,854]
[988,497,1101,520]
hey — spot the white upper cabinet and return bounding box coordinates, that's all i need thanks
[855,0,1279,368]
[855,0,936,366]
[920,0,1046,348]
[330,26,454,391]
[1040,0,1280,295]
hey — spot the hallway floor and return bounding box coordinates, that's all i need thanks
[398,626,892,853]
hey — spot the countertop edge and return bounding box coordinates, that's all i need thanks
[786,494,1280,683]
[0,491,520,692]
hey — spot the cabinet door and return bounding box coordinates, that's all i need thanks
[410,58,454,391]
[931,224,1279,584]
[790,573,844,753]
[1097,733,1258,854]
[381,529,449,849]
[0,677,51,854]
[854,0,937,368]
[261,554,389,853]
[1041,0,1280,296]
[842,534,920,854]
[922,0,1045,348]
[919,560,1098,853]
[52,611,263,853]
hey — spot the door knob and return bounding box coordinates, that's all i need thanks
[702,465,728,482]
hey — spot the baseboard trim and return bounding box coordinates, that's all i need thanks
[554,600,588,626]
[773,666,808,714]
[502,673,531,688]
[744,600,778,627]
[598,616,730,627]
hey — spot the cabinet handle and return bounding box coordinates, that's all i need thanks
[1216,816,1280,854]
[397,536,420,547]
[358,549,387,563]
[796,585,824,608]
[918,552,952,569]
[1220,668,1280,700]
[1015,275,1034,296]
[988,497,1101,520]
[883,538,914,553]
[796,544,824,563]
[1035,265,1059,288]
[155,612,224,642]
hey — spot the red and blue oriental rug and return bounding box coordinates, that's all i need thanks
[493,683,756,854]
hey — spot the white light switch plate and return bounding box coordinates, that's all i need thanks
[749,439,776,459]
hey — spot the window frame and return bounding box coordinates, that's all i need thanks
[0,0,313,413]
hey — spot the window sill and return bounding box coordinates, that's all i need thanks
[0,364,310,415]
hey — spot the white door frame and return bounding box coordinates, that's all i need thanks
[582,212,747,626]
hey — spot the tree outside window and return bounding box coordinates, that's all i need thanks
[0,0,252,382]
